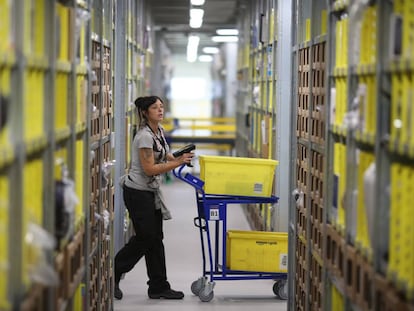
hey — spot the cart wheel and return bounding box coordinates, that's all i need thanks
[272,280,281,295]
[198,287,214,302]
[273,280,288,300]
[191,277,206,296]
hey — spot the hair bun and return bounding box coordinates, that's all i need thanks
[134,97,145,109]
[134,96,163,110]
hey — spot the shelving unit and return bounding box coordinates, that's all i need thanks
[235,0,292,234]
[236,0,414,310]
[0,1,92,310]
[88,0,114,306]
[2,0,414,310]
[0,0,154,310]
[290,2,328,310]
[288,0,414,310]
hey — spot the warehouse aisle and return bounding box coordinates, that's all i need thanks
[114,171,287,311]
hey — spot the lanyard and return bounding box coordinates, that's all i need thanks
[146,125,167,161]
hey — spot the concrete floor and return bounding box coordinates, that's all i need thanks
[114,170,288,311]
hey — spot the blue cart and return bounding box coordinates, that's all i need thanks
[173,164,288,302]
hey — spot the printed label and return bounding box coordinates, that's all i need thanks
[279,254,288,270]
[209,208,219,220]
[254,183,263,193]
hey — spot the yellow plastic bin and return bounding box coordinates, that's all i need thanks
[226,230,288,273]
[199,155,278,197]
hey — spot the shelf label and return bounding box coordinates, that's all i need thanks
[209,208,220,220]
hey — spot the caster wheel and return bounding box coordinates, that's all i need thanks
[198,287,214,302]
[272,281,280,295]
[273,280,287,300]
[191,277,206,296]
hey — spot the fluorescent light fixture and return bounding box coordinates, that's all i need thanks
[212,36,239,43]
[189,8,204,28]
[202,47,219,54]
[187,35,200,62]
[190,18,203,28]
[191,0,205,5]
[199,55,213,62]
[190,8,204,19]
[216,29,239,36]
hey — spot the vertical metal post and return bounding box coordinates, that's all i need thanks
[374,0,391,276]
[9,0,25,306]
[113,0,127,253]
[324,2,336,310]
[43,0,57,236]
[275,0,293,232]
[83,0,93,307]
[288,0,299,308]
[43,1,57,309]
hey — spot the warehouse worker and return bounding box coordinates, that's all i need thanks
[114,96,194,300]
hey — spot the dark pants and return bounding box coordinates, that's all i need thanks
[114,186,170,293]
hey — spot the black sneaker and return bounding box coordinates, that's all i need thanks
[148,289,184,299]
[114,284,123,300]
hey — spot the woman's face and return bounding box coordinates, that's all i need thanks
[146,99,164,123]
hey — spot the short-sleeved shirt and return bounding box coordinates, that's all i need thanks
[124,124,170,191]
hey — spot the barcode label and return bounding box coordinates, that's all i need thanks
[254,183,263,193]
[280,254,288,270]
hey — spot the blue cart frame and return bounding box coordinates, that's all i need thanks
[173,164,288,302]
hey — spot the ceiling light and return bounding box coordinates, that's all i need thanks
[212,36,239,43]
[187,35,200,62]
[202,47,219,54]
[190,18,203,28]
[189,8,204,28]
[191,0,205,5]
[190,8,204,19]
[199,55,213,62]
[216,29,239,36]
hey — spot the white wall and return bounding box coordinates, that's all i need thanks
[224,43,238,117]
[169,54,212,118]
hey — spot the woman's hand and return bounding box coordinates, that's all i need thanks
[177,152,194,166]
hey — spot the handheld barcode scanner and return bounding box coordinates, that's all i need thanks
[173,144,196,167]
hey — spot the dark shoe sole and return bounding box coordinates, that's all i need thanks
[148,291,184,300]
[148,294,184,299]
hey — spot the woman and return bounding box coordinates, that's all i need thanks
[114,96,194,300]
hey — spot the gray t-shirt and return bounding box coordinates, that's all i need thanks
[124,125,170,191]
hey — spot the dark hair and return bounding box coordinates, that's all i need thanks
[135,96,164,127]
[134,96,163,112]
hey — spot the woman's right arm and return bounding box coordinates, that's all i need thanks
[139,148,193,176]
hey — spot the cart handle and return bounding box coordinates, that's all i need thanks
[172,163,187,179]
[193,216,206,230]
[173,164,205,192]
